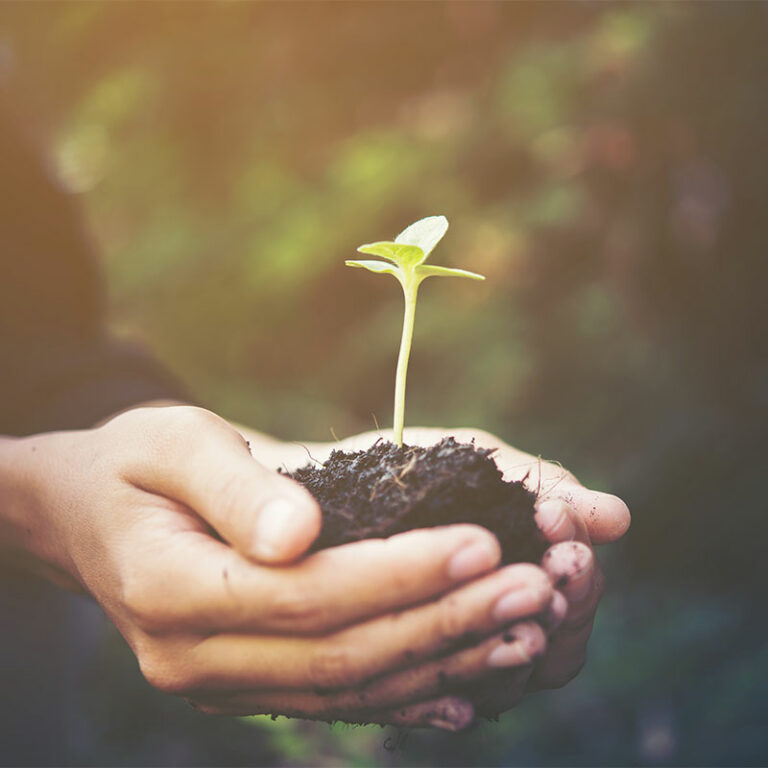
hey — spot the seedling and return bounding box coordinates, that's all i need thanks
[346,215,485,447]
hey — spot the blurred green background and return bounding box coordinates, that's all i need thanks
[2,3,766,766]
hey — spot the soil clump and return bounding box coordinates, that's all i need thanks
[284,436,545,564]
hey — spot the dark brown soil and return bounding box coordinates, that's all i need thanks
[284,436,545,565]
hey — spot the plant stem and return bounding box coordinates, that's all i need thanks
[393,277,419,447]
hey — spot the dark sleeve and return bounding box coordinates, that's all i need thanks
[0,105,188,436]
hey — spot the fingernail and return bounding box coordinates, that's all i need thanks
[543,541,594,601]
[487,640,531,668]
[562,543,593,601]
[426,699,474,731]
[492,588,542,622]
[535,500,576,542]
[428,717,462,731]
[448,540,499,581]
[254,498,299,559]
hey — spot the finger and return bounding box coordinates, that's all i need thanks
[394,429,630,545]
[541,541,595,603]
[188,622,547,717]
[534,500,589,545]
[553,485,631,545]
[192,694,476,732]
[529,557,605,691]
[117,406,321,563]
[468,435,629,546]
[552,558,603,635]
[532,592,599,690]
[175,563,553,691]
[459,664,534,720]
[194,695,476,733]
[371,696,475,731]
[540,590,568,634]
[124,522,501,635]
[527,616,592,691]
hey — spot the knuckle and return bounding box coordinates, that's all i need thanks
[104,404,156,432]
[505,563,553,607]
[114,406,234,467]
[138,648,190,695]
[110,405,220,437]
[267,584,324,631]
[159,407,231,449]
[308,642,357,689]
[386,567,413,595]
[170,405,224,430]
[436,601,468,642]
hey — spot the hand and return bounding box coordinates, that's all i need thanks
[419,427,629,715]
[268,426,629,721]
[0,407,559,731]
[476,429,630,698]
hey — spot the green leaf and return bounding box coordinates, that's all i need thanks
[345,259,401,278]
[395,215,449,262]
[356,241,424,269]
[416,264,486,281]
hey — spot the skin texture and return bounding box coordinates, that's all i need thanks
[0,408,629,731]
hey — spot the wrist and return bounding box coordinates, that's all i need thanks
[0,433,81,589]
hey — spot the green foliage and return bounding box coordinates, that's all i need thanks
[347,216,484,445]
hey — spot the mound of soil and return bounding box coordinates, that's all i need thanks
[284,436,545,565]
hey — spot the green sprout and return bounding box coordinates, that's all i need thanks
[346,215,485,447]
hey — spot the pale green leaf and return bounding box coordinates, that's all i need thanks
[416,264,486,281]
[395,215,449,261]
[357,241,424,269]
[345,259,401,277]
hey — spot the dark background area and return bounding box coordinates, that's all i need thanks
[1,3,766,765]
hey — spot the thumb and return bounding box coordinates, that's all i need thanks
[121,407,322,563]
